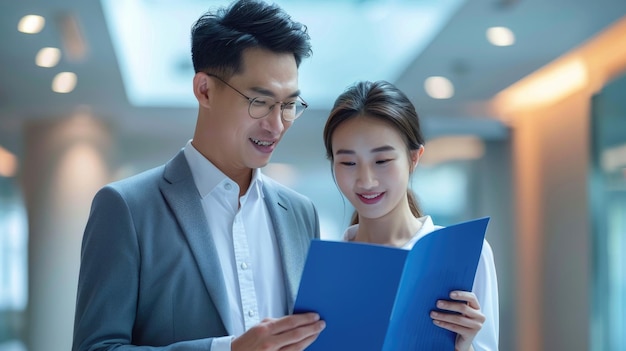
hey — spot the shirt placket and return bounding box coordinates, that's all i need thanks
[232,211,259,331]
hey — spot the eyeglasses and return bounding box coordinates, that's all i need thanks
[206,73,308,122]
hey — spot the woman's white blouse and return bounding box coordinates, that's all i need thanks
[343,215,500,351]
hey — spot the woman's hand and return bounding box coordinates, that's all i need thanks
[430,290,485,351]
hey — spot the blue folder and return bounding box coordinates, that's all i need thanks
[293,217,489,351]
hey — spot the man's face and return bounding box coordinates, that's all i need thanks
[202,47,300,176]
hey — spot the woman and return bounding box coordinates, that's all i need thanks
[322,80,499,351]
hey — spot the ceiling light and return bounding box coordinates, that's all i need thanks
[18,15,45,34]
[486,26,515,46]
[0,146,19,178]
[424,76,454,99]
[36,47,62,68]
[52,72,77,93]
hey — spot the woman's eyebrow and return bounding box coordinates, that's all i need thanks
[371,145,395,153]
[334,145,396,155]
[335,149,355,155]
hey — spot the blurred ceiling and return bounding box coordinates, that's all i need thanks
[1,0,626,162]
[100,0,466,109]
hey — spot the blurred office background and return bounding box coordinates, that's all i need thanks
[1,0,626,350]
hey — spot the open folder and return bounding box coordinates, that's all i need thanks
[293,216,489,351]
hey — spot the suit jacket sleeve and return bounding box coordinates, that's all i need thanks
[72,182,222,351]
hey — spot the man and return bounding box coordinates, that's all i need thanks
[72,1,325,350]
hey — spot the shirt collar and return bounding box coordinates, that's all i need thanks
[183,139,265,199]
[403,215,436,248]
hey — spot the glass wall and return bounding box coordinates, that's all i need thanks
[590,73,626,351]
[0,176,28,351]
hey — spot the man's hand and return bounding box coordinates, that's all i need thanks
[231,312,325,351]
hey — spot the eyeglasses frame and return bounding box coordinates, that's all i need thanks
[205,73,308,122]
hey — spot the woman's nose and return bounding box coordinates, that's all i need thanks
[356,166,378,189]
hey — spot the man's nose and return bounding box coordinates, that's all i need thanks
[260,104,285,135]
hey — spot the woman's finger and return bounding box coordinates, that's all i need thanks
[449,290,481,310]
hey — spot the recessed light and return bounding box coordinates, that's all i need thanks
[0,146,19,178]
[36,47,61,68]
[486,26,515,46]
[424,76,454,99]
[18,15,45,34]
[52,72,77,93]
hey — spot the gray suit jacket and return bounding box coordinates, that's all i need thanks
[72,150,320,350]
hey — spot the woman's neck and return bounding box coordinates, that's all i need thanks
[355,206,422,248]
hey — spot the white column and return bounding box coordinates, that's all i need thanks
[21,113,111,351]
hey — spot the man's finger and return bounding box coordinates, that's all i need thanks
[267,313,321,335]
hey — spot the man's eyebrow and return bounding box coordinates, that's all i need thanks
[250,86,301,98]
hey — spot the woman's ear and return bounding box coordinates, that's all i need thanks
[193,72,213,108]
[410,145,425,172]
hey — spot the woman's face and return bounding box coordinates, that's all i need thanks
[331,115,421,221]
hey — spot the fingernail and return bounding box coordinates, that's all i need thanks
[450,291,459,298]
[430,311,439,318]
[437,301,444,308]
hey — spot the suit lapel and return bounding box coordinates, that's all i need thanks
[159,151,233,333]
[263,181,307,312]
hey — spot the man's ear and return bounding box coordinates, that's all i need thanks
[193,72,213,108]
[410,145,425,172]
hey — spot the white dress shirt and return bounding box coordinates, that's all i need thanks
[184,141,287,351]
[343,215,499,351]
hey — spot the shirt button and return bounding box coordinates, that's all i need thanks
[224,183,232,190]
[248,310,254,317]
[241,262,248,270]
